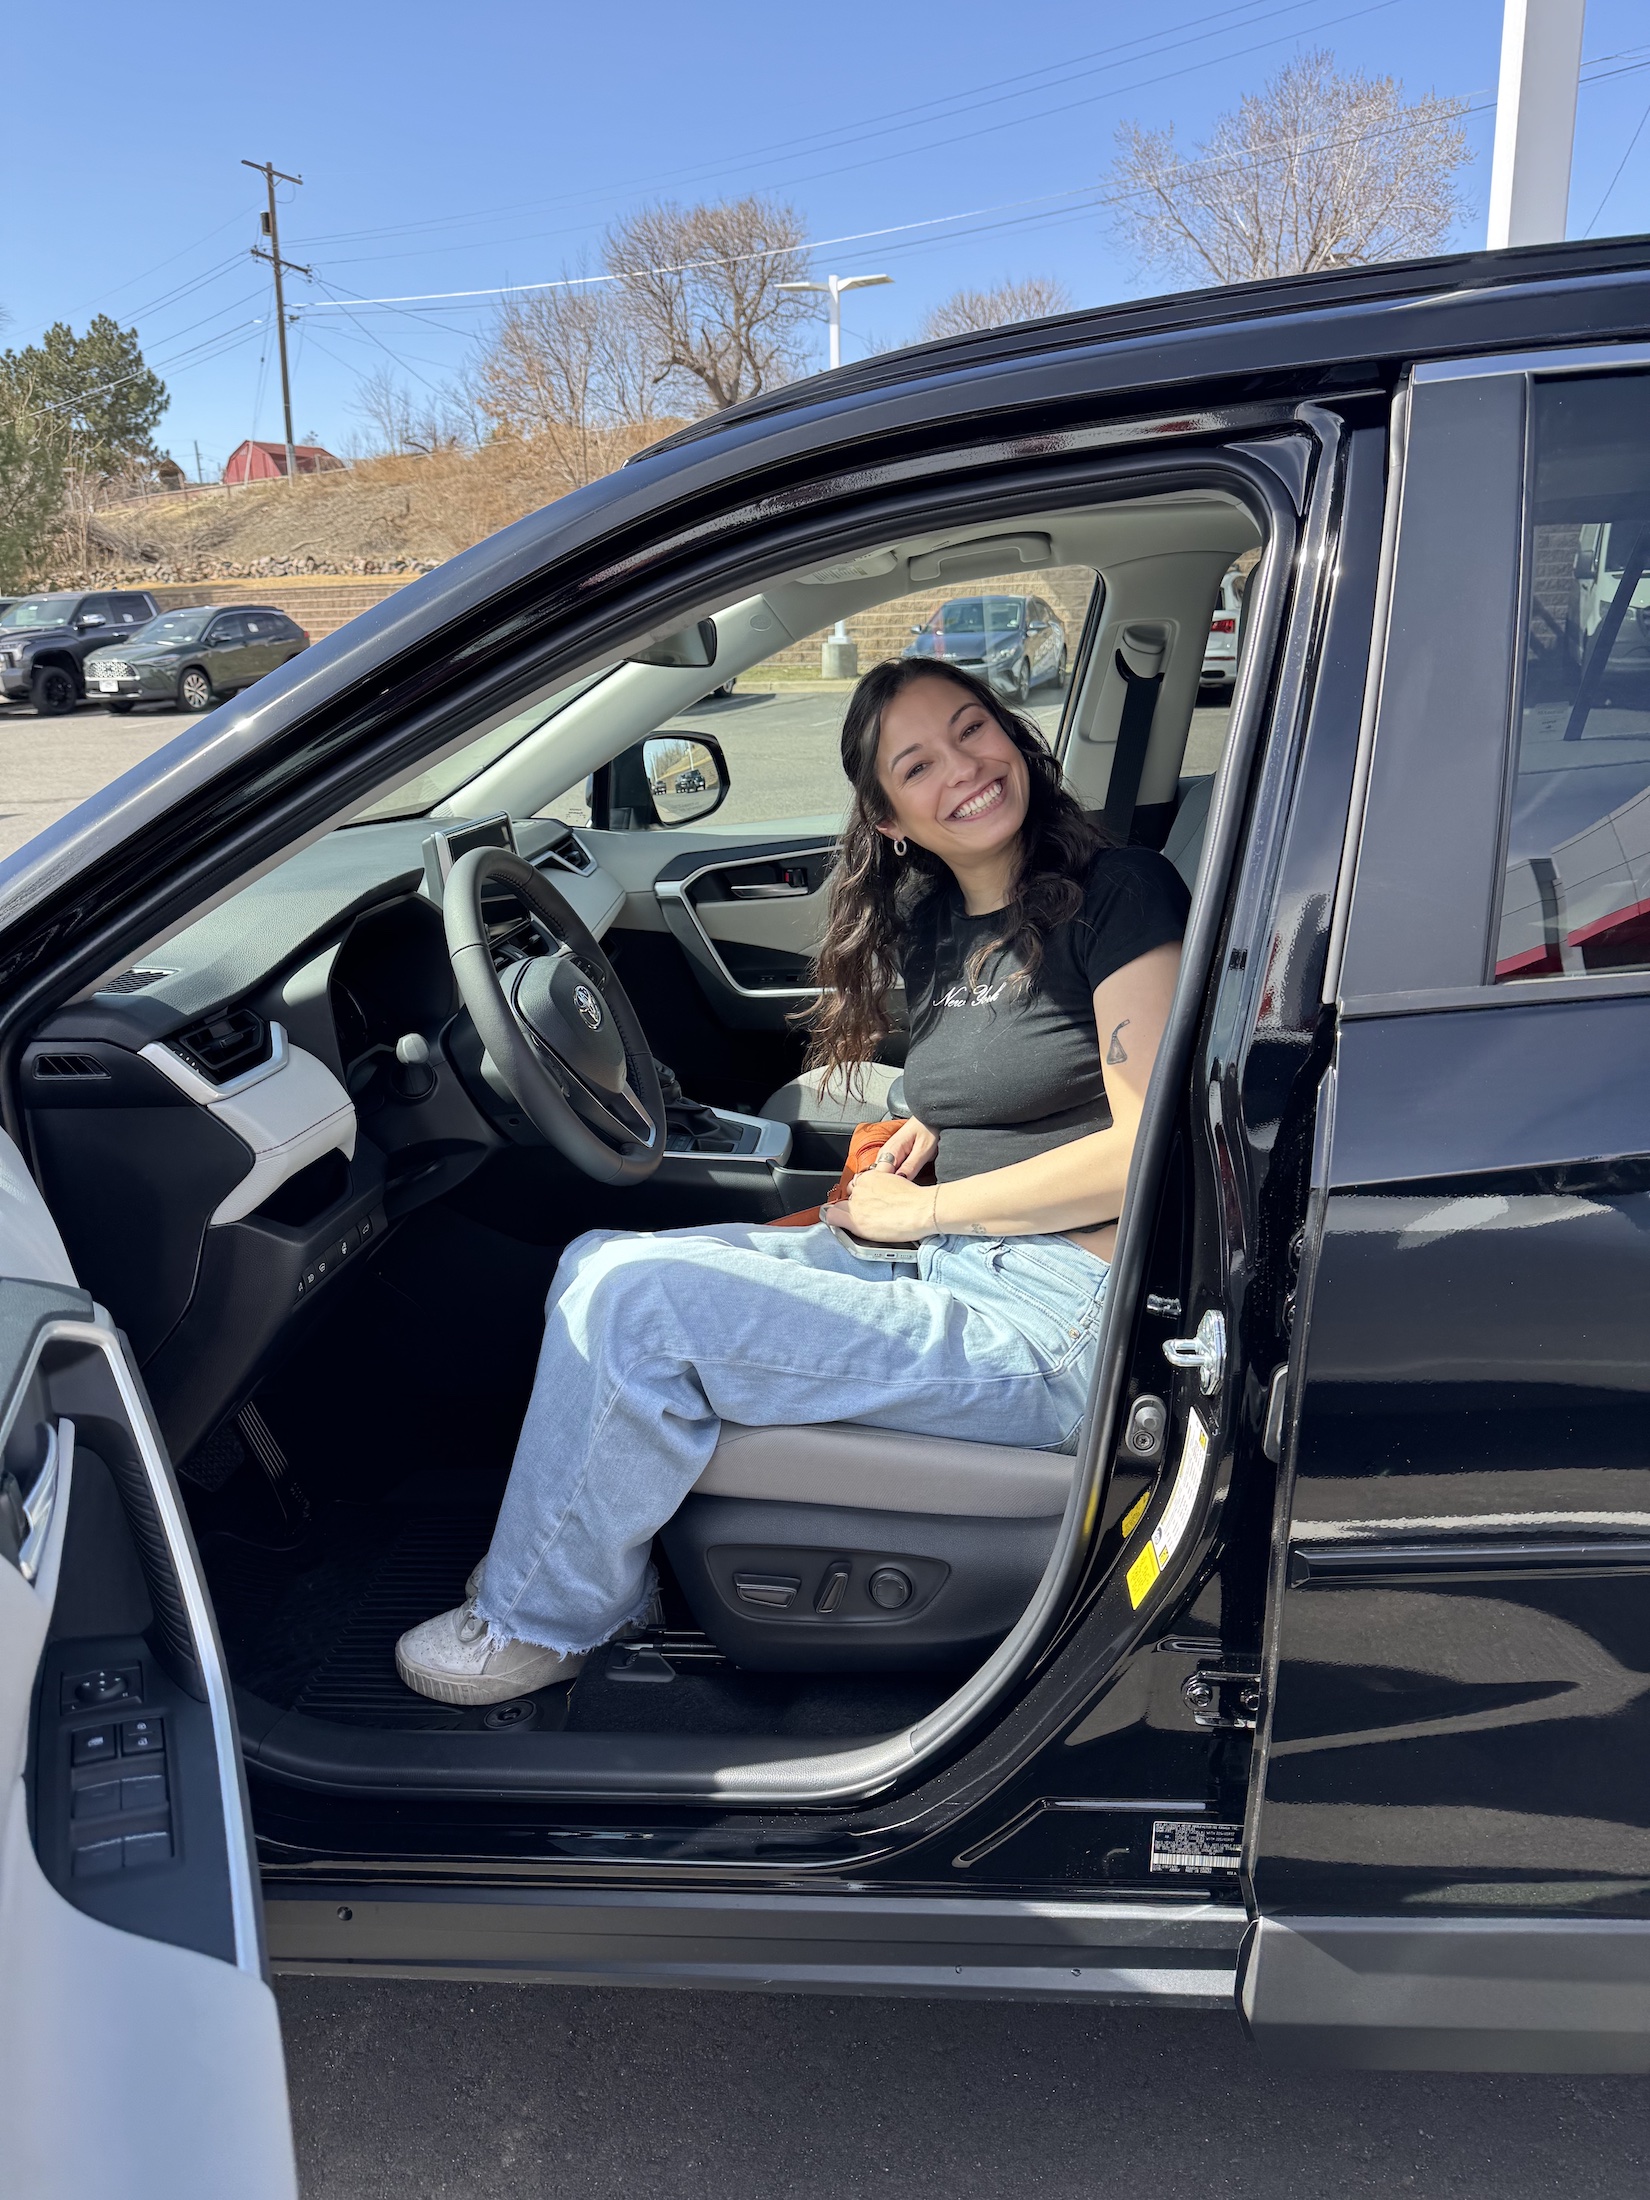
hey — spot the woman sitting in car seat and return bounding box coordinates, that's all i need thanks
[396,658,1191,1704]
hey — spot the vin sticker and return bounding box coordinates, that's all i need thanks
[1126,1409,1210,1609]
[1150,1820,1243,1875]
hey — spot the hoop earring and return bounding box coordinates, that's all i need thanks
[893,836,908,858]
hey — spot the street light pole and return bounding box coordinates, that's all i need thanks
[243,158,312,484]
[779,272,894,673]
[1487,0,1587,248]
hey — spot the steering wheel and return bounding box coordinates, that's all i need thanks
[443,845,667,1185]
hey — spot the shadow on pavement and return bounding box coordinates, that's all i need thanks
[277,1979,1647,2200]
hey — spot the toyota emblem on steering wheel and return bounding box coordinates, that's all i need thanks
[573,983,603,1032]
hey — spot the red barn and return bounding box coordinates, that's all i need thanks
[222,440,345,484]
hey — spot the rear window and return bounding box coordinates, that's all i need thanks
[1494,372,1650,980]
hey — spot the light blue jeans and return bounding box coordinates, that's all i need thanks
[475,1221,1110,1654]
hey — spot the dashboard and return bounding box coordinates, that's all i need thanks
[21,815,624,1467]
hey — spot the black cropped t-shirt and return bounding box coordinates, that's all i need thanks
[898,847,1190,1184]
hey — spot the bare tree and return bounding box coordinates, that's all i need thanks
[1111,50,1470,286]
[920,276,1073,342]
[353,366,471,459]
[472,276,663,488]
[602,196,820,415]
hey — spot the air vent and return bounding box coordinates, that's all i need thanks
[535,829,595,878]
[31,1052,109,1081]
[169,1007,270,1085]
[99,966,172,995]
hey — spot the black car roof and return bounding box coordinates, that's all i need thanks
[644,235,1650,458]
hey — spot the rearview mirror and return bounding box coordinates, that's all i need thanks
[629,617,718,670]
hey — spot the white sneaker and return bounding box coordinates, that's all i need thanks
[395,1598,584,1706]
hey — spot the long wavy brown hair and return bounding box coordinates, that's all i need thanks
[804,659,1106,1086]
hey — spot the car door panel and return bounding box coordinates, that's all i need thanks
[1245,355,1650,2071]
[653,837,835,1029]
[0,1140,296,2197]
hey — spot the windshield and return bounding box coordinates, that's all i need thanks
[353,670,614,822]
[0,596,78,630]
[132,609,212,645]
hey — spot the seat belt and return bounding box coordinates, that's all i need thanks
[1101,633,1166,842]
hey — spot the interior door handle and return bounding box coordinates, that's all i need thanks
[17,1418,70,1585]
[729,882,810,898]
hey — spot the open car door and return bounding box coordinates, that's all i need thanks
[0,1131,295,2197]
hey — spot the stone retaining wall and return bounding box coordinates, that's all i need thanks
[146,573,415,639]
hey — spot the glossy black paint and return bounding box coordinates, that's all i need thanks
[1255,1000,1650,1914]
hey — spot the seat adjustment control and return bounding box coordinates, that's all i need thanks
[733,1572,801,1610]
[814,1562,851,1615]
[868,1567,913,1610]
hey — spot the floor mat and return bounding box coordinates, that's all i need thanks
[204,1504,963,1742]
[202,1506,570,1733]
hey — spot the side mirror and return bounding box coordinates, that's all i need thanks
[629,616,718,670]
[77,614,104,629]
[909,625,925,636]
[591,734,730,830]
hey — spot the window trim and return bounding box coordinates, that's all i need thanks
[1339,341,1650,1017]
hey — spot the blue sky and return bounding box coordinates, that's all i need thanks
[6,0,1649,473]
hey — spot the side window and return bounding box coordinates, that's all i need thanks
[208,614,247,644]
[1496,372,1650,980]
[110,595,150,625]
[615,567,1098,835]
[78,595,115,626]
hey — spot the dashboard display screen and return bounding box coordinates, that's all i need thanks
[420,814,517,902]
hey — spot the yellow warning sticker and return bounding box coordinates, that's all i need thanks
[1119,1489,1151,1539]
[1126,1541,1161,1606]
[1126,1410,1210,1609]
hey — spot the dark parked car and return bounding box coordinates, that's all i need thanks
[84,603,309,714]
[11,238,1650,2192]
[903,590,1067,700]
[0,589,159,713]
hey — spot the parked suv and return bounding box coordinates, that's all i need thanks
[85,603,309,714]
[13,242,1650,2196]
[0,590,159,714]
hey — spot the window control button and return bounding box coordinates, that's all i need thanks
[72,1836,124,1877]
[71,1726,117,1767]
[121,1772,167,1814]
[72,1779,122,1819]
[121,1718,163,1756]
[123,1830,172,1868]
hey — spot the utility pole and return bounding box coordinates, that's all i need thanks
[1487,0,1587,248]
[779,271,894,675]
[242,159,312,484]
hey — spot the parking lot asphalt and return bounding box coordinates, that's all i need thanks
[0,691,1235,867]
[0,700,195,861]
[275,1978,1649,2200]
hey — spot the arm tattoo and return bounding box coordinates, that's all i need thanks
[1106,1019,1131,1065]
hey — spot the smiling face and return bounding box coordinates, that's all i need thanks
[873,670,1031,887]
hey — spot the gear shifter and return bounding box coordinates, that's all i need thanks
[653,1058,740,1153]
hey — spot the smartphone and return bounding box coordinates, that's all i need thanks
[824,1217,922,1265]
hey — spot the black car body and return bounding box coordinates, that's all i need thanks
[0,588,159,712]
[10,238,1650,2191]
[84,603,309,714]
[902,590,1067,699]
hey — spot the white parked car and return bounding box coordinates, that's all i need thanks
[1199,563,1245,697]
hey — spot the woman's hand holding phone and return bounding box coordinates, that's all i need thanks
[823,1117,939,1244]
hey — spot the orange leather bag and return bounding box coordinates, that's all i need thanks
[769,1118,909,1228]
